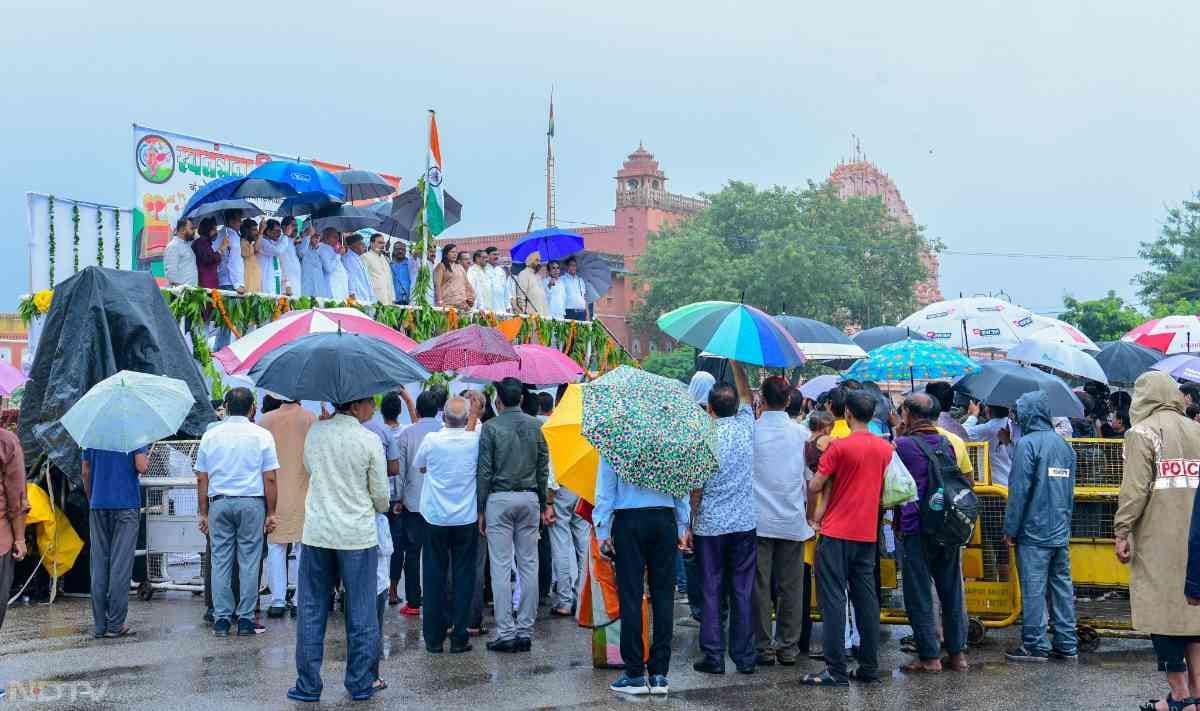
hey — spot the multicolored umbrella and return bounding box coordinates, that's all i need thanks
[842,338,981,385]
[898,296,1039,351]
[510,228,585,263]
[657,301,805,367]
[1151,354,1200,384]
[213,308,417,375]
[1006,340,1107,384]
[1122,315,1200,355]
[409,324,519,372]
[581,366,719,497]
[459,343,584,386]
[61,370,195,453]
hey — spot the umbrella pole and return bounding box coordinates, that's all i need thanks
[910,365,914,392]
[961,319,971,356]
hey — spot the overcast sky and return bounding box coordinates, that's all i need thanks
[2,0,1196,314]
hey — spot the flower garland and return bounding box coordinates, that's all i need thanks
[71,204,80,273]
[211,289,241,339]
[47,195,55,287]
[271,296,290,321]
[113,209,121,269]
[96,209,104,266]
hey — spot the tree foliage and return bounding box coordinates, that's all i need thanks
[1058,290,1145,343]
[631,181,932,332]
[639,346,697,383]
[1136,192,1200,312]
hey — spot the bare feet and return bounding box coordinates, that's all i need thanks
[900,659,942,673]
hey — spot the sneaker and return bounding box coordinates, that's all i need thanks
[693,658,726,675]
[213,618,231,637]
[286,687,321,703]
[1049,649,1078,661]
[756,653,777,667]
[1005,645,1049,663]
[237,619,261,636]
[203,608,214,624]
[649,675,669,696]
[266,606,286,619]
[610,674,649,695]
[400,604,421,617]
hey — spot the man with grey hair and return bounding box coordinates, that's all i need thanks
[413,397,481,653]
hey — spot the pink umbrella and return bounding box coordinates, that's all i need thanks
[213,307,417,374]
[459,344,584,386]
[409,325,519,372]
[1122,315,1200,355]
[0,361,28,396]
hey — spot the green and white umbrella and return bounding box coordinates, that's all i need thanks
[60,370,195,453]
[581,366,719,497]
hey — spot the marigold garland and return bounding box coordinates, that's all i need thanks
[272,296,290,321]
[446,307,459,330]
[211,288,241,339]
[564,320,578,355]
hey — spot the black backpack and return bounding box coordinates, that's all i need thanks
[911,436,978,547]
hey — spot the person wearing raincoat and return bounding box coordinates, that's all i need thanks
[1121,371,1200,711]
[1001,390,1078,663]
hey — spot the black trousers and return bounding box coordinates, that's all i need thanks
[564,308,588,322]
[0,552,14,631]
[400,511,426,606]
[386,509,404,585]
[816,536,880,681]
[422,523,479,648]
[612,507,677,678]
[1152,634,1200,673]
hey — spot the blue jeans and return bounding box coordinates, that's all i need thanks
[209,497,265,622]
[294,545,380,698]
[1015,544,1077,655]
[900,534,967,659]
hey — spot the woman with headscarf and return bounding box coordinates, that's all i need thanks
[688,371,716,409]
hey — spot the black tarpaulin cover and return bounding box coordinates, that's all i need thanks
[18,267,216,487]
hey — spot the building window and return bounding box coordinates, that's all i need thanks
[647,340,658,353]
[606,296,614,305]
[652,180,660,190]
[631,337,641,356]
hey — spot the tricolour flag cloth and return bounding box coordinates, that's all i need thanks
[425,111,446,236]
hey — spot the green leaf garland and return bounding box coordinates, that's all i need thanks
[96,209,104,266]
[71,204,80,273]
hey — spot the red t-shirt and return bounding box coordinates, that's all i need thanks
[817,431,892,543]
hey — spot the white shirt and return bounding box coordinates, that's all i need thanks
[752,411,814,541]
[964,416,1017,486]
[376,513,393,595]
[413,427,480,526]
[559,272,588,310]
[467,264,489,311]
[255,235,290,295]
[318,244,349,301]
[543,276,566,319]
[196,416,280,497]
[213,226,245,289]
[163,236,198,286]
[485,264,510,314]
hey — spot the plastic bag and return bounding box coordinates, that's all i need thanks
[881,451,918,508]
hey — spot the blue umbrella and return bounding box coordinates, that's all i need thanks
[510,228,584,263]
[181,176,242,218]
[233,160,345,200]
[248,331,430,403]
[1151,354,1200,384]
[843,338,980,385]
[657,301,805,368]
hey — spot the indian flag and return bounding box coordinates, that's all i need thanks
[425,111,446,236]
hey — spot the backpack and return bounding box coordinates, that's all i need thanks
[911,435,978,547]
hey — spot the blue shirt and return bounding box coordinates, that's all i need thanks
[391,260,411,303]
[84,447,147,509]
[592,458,690,542]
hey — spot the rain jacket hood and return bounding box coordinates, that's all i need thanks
[1003,390,1076,546]
[1130,370,1185,427]
[1015,390,1053,434]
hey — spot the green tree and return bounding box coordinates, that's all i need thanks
[639,346,697,383]
[631,181,932,332]
[1058,290,1145,342]
[1136,192,1200,311]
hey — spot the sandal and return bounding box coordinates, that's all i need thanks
[899,660,941,674]
[800,670,848,687]
[104,625,136,638]
[372,679,388,691]
[1140,695,1195,711]
[941,656,969,672]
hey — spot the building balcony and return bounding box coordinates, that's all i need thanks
[616,187,708,214]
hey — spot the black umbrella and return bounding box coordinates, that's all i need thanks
[308,204,383,233]
[370,186,463,239]
[572,251,613,301]
[774,315,865,362]
[852,326,930,352]
[248,331,430,403]
[953,360,1083,417]
[336,170,394,201]
[1094,341,1163,387]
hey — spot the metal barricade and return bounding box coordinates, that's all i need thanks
[137,440,206,600]
[964,441,990,485]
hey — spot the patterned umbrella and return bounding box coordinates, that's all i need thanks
[843,338,981,384]
[409,324,519,372]
[581,366,719,497]
[657,301,805,368]
[459,344,584,386]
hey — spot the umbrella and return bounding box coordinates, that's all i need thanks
[183,198,264,221]
[541,384,600,503]
[308,204,383,233]
[1094,340,1163,387]
[213,307,417,374]
[276,191,342,217]
[408,324,519,372]
[248,331,430,403]
[510,228,584,263]
[335,169,394,201]
[60,370,195,452]
[1151,354,1200,384]
[0,361,28,396]
[898,296,1039,351]
[370,187,462,239]
[843,338,981,386]
[1006,340,1108,384]
[953,360,1084,418]
[459,343,584,386]
[799,374,841,400]
[774,315,866,361]
[180,176,242,218]
[234,160,345,201]
[852,326,929,352]
[1027,314,1099,352]
[582,366,719,497]
[1122,315,1200,355]
[570,251,613,301]
[657,301,805,368]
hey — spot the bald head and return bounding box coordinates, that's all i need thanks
[902,392,940,422]
[444,396,469,428]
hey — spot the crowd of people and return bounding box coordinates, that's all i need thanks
[163,211,593,320]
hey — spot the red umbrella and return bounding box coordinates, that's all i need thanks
[409,324,519,372]
[459,344,584,386]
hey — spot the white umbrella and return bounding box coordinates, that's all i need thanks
[1027,315,1099,352]
[1006,340,1108,384]
[898,296,1038,351]
[60,370,195,453]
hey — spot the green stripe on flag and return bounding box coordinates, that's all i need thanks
[426,182,445,236]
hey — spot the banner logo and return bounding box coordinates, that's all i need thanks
[136,134,175,184]
[972,328,1001,337]
[925,311,950,320]
[1014,316,1033,328]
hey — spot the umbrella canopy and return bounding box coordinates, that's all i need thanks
[852,326,929,352]
[248,331,430,403]
[213,307,417,374]
[0,361,28,396]
[276,191,341,217]
[1122,315,1200,355]
[510,228,584,263]
[1027,314,1099,352]
[570,251,613,301]
[308,204,383,233]
[657,301,805,368]
[541,384,600,503]
[459,343,584,386]
[799,374,841,400]
[1151,354,1200,384]
[954,360,1084,417]
[335,169,394,201]
[582,366,719,497]
[183,198,264,221]
[234,160,345,201]
[1094,340,1163,387]
[1006,340,1108,384]
[843,338,981,383]
[409,324,519,372]
[898,296,1038,351]
[774,315,866,361]
[370,187,462,239]
[60,370,195,453]
[180,176,242,218]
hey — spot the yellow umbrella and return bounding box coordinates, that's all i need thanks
[542,384,600,503]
